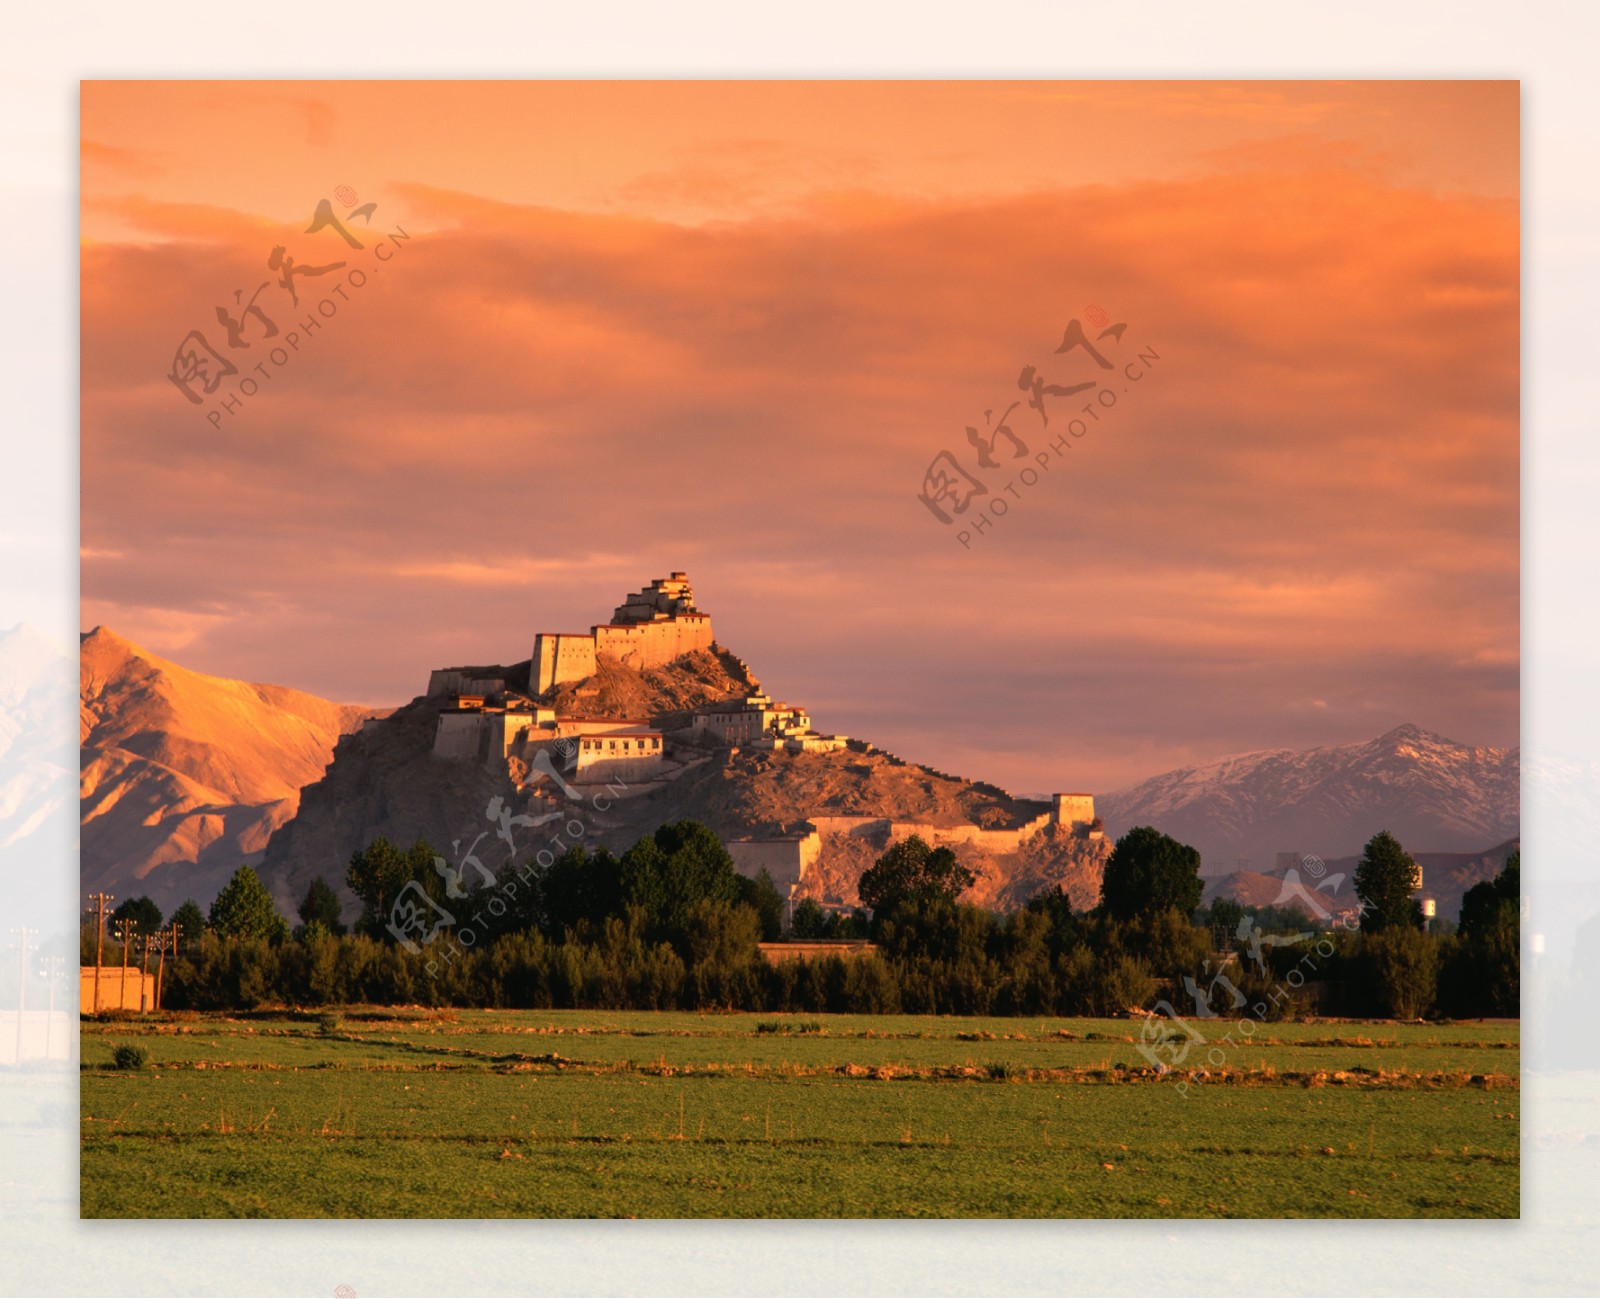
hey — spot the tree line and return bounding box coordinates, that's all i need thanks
[91,821,1520,1020]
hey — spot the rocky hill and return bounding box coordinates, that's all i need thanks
[79,627,379,912]
[258,644,1110,918]
[1098,723,1518,875]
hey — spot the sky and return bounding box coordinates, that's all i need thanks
[79,80,1519,793]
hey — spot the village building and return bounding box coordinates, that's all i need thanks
[692,692,809,744]
[573,730,666,782]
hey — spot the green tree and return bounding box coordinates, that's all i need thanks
[535,845,623,937]
[1201,897,1246,944]
[1098,826,1203,922]
[1449,851,1520,1016]
[297,877,347,936]
[617,821,742,940]
[790,896,829,939]
[1459,851,1519,941]
[171,899,206,945]
[109,896,163,940]
[736,868,785,942]
[1354,830,1422,932]
[208,865,290,942]
[858,835,976,918]
[347,836,428,937]
[1364,926,1439,1019]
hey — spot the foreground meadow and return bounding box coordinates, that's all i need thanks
[80,1009,1518,1218]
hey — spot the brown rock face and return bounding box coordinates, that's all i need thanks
[79,627,380,912]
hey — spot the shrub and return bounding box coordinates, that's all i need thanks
[112,1044,148,1070]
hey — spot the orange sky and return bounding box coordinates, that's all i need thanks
[79,81,1519,792]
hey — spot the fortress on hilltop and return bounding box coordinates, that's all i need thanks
[533,573,715,693]
[419,570,1102,913]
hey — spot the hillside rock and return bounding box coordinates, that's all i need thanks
[79,627,379,912]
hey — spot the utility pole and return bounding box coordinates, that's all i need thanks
[87,893,113,1014]
[151,928,176,1012]
[113,918,137,1013]
[139,932,153,1012]
[38,955,62,1061]
[9,927,35,1063]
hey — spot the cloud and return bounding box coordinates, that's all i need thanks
[80,154,1519,789]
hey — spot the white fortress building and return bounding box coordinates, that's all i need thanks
[424,574,1095,891]
[533,573,715,694]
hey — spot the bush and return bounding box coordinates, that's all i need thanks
[112,1044,148,1070]
[316,1012,341,1034]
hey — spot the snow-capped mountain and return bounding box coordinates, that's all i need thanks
[1098,723,1519,874]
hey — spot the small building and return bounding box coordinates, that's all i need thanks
[573,730,666,782]
[79,967,154,1013]
[726,831,822,890]
[1052,793,1096,826]
[693,692,812,746]
[757,940,878,966]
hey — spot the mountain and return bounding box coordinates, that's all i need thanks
[258,575,1111,920]
[79,628,380,913]
[0,624,77,926]
[1098,724,1518,876]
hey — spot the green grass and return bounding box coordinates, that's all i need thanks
[80,1009,1518,1218]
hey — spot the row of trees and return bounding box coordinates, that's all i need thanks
[140,820,1519,1020]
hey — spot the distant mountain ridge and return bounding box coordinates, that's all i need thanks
[1099,723,1519,875]
[79,627,381,912]
[1,623,76,925]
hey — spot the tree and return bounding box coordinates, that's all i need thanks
[209,865,290,942]
[858,835,976,918]
[1098,826,1203,922]
[1364,926,1439,1019]
[348,836,423,937]
[1354,830,1422,932]
[171,900,206,944]
[1459,851,1519,941]
[791,897,830,939]
[1450,851,1520,1015]
[535,845,623,937]
[109,896,163,939]
[736,868,785,942]
[618,821,742,940]
[297,877,347,936]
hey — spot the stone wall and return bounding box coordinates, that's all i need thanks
[433,712,488,761]
[592,614,714,670]
[805,811,1053,856]
[727,831,822,890]
[427,668,508,698]
[533,633,598,693]
[1052,793,1096,825]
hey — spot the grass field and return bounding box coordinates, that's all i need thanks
[80,1009,1519,1218]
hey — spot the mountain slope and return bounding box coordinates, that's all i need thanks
[79,627,379,912]
[1099,723,1519,874]
[1,624,77,926]
[258,647,1110,917]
